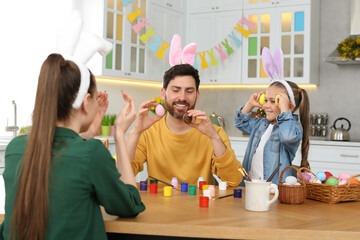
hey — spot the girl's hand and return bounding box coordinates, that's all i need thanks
[187,110,218,139]
[241,91,264,114]
[132,100,162,135]
[276,94,291,113]
[114,90,136,136]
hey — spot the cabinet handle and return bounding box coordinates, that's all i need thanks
[216,6,219,9]
[169,3,172,7]
[212,7,214,10]
[340,154,359,158]
[272,2,275,4]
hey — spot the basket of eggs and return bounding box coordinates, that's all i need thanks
[299,168,360,204]
[278,166,306,204]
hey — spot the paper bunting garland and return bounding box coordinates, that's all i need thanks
[126,8,256,69]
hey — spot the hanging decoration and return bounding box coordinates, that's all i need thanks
[126,8,256,68]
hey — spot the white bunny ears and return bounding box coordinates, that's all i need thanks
[169,34,197,66]
[262,47,296,107]
[56,10,112,109]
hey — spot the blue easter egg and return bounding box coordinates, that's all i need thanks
[316,172,326,182]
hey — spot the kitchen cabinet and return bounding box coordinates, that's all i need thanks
[243,0,311,9]
[230,137,360,178]
[188,0,243,14]
[102,0,148,80]
[187,1,243,84]
[241,0,319,84]
[151,0,186,13]
[147,1,185,81]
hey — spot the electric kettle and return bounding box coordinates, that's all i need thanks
[330,117,351,141]
[209,112,225,128]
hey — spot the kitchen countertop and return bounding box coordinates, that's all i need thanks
[229,136,360,147]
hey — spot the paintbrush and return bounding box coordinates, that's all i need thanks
[238,167,252,181]
[216,193,234,199]
[266,163,282,182]
[148,176,181,191]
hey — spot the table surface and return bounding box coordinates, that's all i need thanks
[102,184,360,240]
[1,184,360,239]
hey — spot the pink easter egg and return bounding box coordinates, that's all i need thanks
[155,104,165,117]
[338,172,351,181]
[338,179,347,185]
[298,172,311,182]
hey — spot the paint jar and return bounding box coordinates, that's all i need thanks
[171,177,178,188]
[197,177,204,187]
[208,185,216,198]
[149,180,158,193]
[164,186,172,197]
[199,181,207,190]
[219,181,227,190]
[234,188,242,198]
[203,189,212,199]
[199,196,209,208]
[139,181,147,191]
[189,185,197,195]
[202,184,209,190]
[180,182,188,192]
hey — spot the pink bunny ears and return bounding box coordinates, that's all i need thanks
[262,47,296,107]
[169,34,197,66]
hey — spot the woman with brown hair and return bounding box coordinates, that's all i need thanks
[0,53,146,240]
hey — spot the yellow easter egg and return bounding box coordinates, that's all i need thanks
[259,93,266,105]
[275,94,281,107]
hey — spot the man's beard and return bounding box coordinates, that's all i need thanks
[164,96,196,120]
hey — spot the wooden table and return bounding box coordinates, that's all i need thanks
[102,185,360,240]
[1,185,360,239]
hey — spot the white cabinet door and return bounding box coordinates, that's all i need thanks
[0,150,4,175]
[150,0,186,13]
[230,140,248,163]
[243,0,310,10]
[147,4,185,81]
[308,145,360,177]
[102,0,148,80]
[218,0,243,11]
[241,3,318,84]
[188,10,243,84]
[188,0,217,14]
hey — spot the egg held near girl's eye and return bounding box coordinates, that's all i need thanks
[259,93,266,105]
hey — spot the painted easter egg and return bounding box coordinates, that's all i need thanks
[316,171,326,182]
[298,172,311,182]
[285,176,297,185]
[155,104,165,117]
[324,171,333,180]
[259,93,266,105]
[325,177,338,185]
[338,172,351,181]
[275,94,281,107]
[350,178,360,184]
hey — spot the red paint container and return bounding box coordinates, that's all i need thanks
[199,196,209,208]
[199,181,207,190]
[149,183,158,193]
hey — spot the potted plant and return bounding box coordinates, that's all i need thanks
[101,114,110,136]
[110,114,117,136]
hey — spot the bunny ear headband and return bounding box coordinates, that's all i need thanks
[169,34,197,66]
[262,47,296,107]
[56,10,112,109]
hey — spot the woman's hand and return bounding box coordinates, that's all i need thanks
[114,90,136,137]
[80,91,109,139]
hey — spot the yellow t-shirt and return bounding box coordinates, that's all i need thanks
[132,117,243,186]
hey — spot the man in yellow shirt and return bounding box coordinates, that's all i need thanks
[126,64,243,186]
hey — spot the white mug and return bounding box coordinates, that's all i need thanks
[245,180,279,212]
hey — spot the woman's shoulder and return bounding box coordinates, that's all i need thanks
[5,135,28,154]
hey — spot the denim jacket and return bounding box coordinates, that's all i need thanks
[234,105,302,185]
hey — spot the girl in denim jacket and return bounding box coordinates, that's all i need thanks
[234,47,310,185]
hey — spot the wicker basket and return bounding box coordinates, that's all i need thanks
[300,168,360,204]
[278,166,306,204]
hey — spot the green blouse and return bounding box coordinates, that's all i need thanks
[0,127,145,240]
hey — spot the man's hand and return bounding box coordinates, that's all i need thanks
[186,110,219,140]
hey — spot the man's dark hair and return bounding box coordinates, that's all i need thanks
[163,64,200,90]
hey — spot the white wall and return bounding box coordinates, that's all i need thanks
[0,0,74,136]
